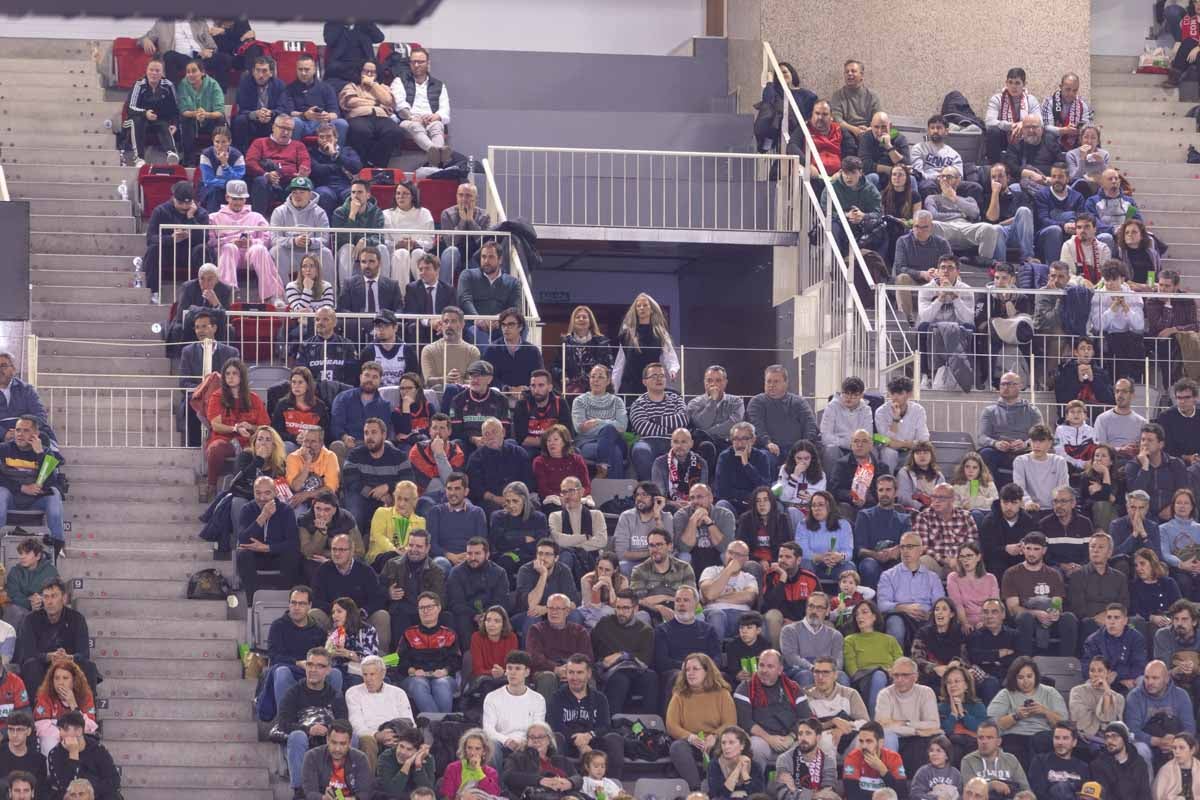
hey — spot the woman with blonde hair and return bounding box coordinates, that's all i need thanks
[203,423,289,556]
[366,479,426,568]
[951,452,998,523]
[33,660,97,753]
[612,293,678,395]
[561,304,613,394]
[666,652,736,790]
[439,728,502,799]
[284,253,335,311]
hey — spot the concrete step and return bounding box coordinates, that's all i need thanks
[78,597,229,621]
[69,505,206,525]
[103,718,261,743]
[67,527,204,546]
[33,269,136,289]
[32,320,168,341]
[88,617,242,640]
[1155,240,1200,259]
[101,678,252,702]
[0,39,95,60]
[30,231,144,256]
[89,635,237,658]
[32,302,167,323]
[1126,193,1200,213]
[1,132,117,150]
[64,464,192,483]
[1139,209,1200,228]
[100,697,256,723]
[68,562,234,586]
[0,118,111,136]
[26,198,132,217]
[1091,100,1194,117]
[119,764,270,791]
[34,285,151,305]
[1093,85,1184,102]
[122,789,271,800]
[67,485,202,505]
[30,213,136,233]
[1114,176,1200,195]
[1093,71,1167,87]
[1093,55,1140,73]
[8,181,127,201]
[4,163,138,187]
[96,656,243,681]
[39,354,170,374]
[67,522,204,540]
[32,252,138,271]
[105,740,276,769]
[0,97,123,117]
[1101,160,1200,179]
[0,85,105,103]
[1150,225,1200,244]
[0,70,100,89]
[1,145,121,167]
[60,447,196,467]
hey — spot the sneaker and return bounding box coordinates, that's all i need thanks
[133,158,146,168]
[920,376,932,390]
[149,292,160,305]
[165,151,180,165]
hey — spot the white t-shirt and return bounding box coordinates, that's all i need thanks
[481,685,546,744]
[699,566,758,612]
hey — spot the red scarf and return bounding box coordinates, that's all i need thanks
[998,91,1029,124]
[748,672,802,707]
[1075,236,1100,284]
[666,451,704,502]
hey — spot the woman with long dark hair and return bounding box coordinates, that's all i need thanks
[896,442,945,512]
[326,596,379,687]
[754,61,816,154]
[204,358,268,498]
[382,180,435,284]
[1077,444,1122,533]
[879,163,920,262]
[271,366,330,452]
[1116,218,1161,290]
[986,655,1067,762]
[390,371,432,450]
[737,486,795,569]
[794,490,854,581]
[843,599,902,713]
[937,667,987,762]
[1132,547,1182,630]
[775,439,826,526]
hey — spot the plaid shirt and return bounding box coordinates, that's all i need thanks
[911,507,978,562]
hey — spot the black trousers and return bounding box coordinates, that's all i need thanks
[129,116,177,159]
[162,50,233,88]
[142,240,210,293]
[555,731,626,780]
[347,115,406,167]
[180,116,223,165]
[235,548,302,605]
[601,667,659,714]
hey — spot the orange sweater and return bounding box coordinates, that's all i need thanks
[665,688,736,740]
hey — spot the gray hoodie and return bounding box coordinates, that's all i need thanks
[924,193,981,223]
[687,393,745,442]
[270,194,331,251]
[977,399,1044,449]
[909,763,963,800]
[818,393,874,451]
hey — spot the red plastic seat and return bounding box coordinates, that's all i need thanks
[270,41,320,84]
[112,37,152,91]
[226,302,285,363]
[358,167,407,209]
[137,162,189,221]
[416,178,459,221]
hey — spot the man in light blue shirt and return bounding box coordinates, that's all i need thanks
[876,532,945,649]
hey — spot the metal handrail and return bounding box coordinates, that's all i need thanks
[480,157,540,336]
[0,165,10,202]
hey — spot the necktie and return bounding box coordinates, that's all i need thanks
[426,284,436,312]
[366,280,377,314]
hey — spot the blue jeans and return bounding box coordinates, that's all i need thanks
[0,486,64,541]
[1037,224,1065,266]
[704,607,749,641]
[440,246,463,286]
[341,491,382,535]
[630,437,669,481]
[884,612,911,649]
[286,728,358,787]
[291,116,348,145]
[997,206,1034,261]
[577,424,626,478]
[402,675,456,713]
[800,558,855,582]
[1166,3,1185,40]
[864,669,889,715]
[856,556,887,588]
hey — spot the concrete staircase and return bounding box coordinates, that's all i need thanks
[0,40,277,800]
[1091,55,1200,280]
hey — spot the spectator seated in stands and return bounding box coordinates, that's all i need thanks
[842,719,908,800]
[1085,168,1142,253]
[167,262,232,346]
[633,530,697,628]
[233,57,288,151]
[297,491,363,585]
[0,416,65,554]
[747,364,820,471]
[1001,532,1079,656]
[207,179,286,304]
[256,587,337,722]
[293,308,359,388]
[588,587,657,713]
[529,424,590,513]
[332,179,390,284]
[391,371,434,451]
[1165,2,1200,86]
[911,483,978,576]
[1012,425,1069,513]
[892,210,953,324]
[516,370,574,462]
[142,179,209,304]
[686,364,742,465]
[1034,161,1087,266]
[420,307,481,390]
[465,417,533,517]
[1089,262,1146,383]
[338,60,404,169]
[14,576,97,699]
[45,711,120,800]
[571,364,627,479]
[284,425,340,513]
[448,361,509,455]
[1125,659,1196,773]
[0,713,44,793]
[731,648,814,776]
[982,163,1036,263]
[806,100,850,175]
[138,17,229,87]
[176,59,224,167]
[1127,422,1191,523]
[204,358,269,499]
[1037,485,1092,575]
[126,57,180,168]
[246,114,312,217]
[1142,265,1188,388]
[715,422,771,518]
[829,59,880,149]
[270,367,329,455]
[662,642,730,785]
[1069,532,1132,643]
[391,46,452,166]
[985,67,1041,163]
[177,309,239,446]
[275,646,348,798]
[385,182,436,289]
[820,376,873,475]
[1082,602,1147,693]
[284,53,348,144]
[1040,72,1093,152]
[197,125,245,212]
[698,541,759,641]
[479,650,545,768]
[576,551,625,630]
[364,479,424,570]
[426,471,487,576]
[394,590,460,716]
[4,537,57,629]
[754,60,816,153]
[32,659,96,755]
[403,254,453,348]
[673,482,736,576]
[1065,125,1109,198]
[342,418,409,535]
[484,479,547,578]
[1005,114,1062,196]
[482,308,544,393]
[374,723,435,800]
[526,594,593,702]
[379,529,443,645]
[773,716,839,797]
[544,476,606,572]
[627,362,690,481]
[270,178,334,286]
[852,475,909,588]
[235,476,301,605]
[309,533,390,653]
[824,157,880,252]
[859,113,912,190]
[321,21,384,91]
[445,536,510,644]
[457,242,521,347]
[771,440,825,527]
[876,532,946,651]
[439,183,492,287]
[1054,336,1115,410]
[875,376,929,474]
[306,122,362,220]
[794,490,855,583]
[924,167,1002,266]
[1157,378,1200,480]
[511,538,580,637]
[358,310,417,388]
[330,361,392,461]
[559,305,613,395]
[873,655,940,766]
[914,255,975,388]
[300,719,372,800]
[910,114,983,200]
[831,429,890,522]
[1060,213,1109,287]
[966,596,1018,695]
[546,656,624,781]
[408,412,465,504]
[977,371,1044,481]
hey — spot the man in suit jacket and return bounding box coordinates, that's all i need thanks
[178,309,241,446]
[337,249,402,344]
[402,252,454,345]
[140,18,230,86]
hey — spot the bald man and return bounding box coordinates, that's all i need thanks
[1125,659,1196,773]
[236,475,301,604]
[860,112,913,191]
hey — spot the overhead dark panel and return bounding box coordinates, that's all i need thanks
[0,0,443,23]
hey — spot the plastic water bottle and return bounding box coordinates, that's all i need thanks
[131,256,144,289]
[103,119,113,130]
[116,180,129,201]
[467,154,475,175]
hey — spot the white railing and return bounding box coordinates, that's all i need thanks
[40,385,189,449]
[0,165,10,202]
[480,158,541,344]
[486,145,800,235]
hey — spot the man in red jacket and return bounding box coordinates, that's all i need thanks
[246,115,312,215]
[808,101,851,177]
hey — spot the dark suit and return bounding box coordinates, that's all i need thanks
[402,278,454,344]
[336,274,403,344]
[170,279,234,343]
[177,341,241,445]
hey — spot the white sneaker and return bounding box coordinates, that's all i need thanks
[134,158,146,168]
[149,292,160,305]
[165,151,180,165]
[920,376,932,390]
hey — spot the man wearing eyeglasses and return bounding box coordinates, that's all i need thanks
[977,371,1044,483]
[876,533,945,650]
[309,533,392,652]
[276,647,348,800]
[589,589,657,714]
[910,483,977,578]
[874,657,939,775]
[246,112,312,216]
[628,363,690,483]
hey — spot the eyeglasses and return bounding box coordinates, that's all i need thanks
[900,543,922,549]
[892,672,917,678]
[418,604,439,611]
[527,734,550,742]
[812,669,834,675]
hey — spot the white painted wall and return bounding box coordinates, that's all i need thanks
[1092,0,1156,55]
[0,0,705,55]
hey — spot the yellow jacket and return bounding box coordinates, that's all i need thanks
[366,508,427,564]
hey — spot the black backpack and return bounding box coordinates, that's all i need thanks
[187,568,234,601]
[610,717,671,761]
[420,713,474,774]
